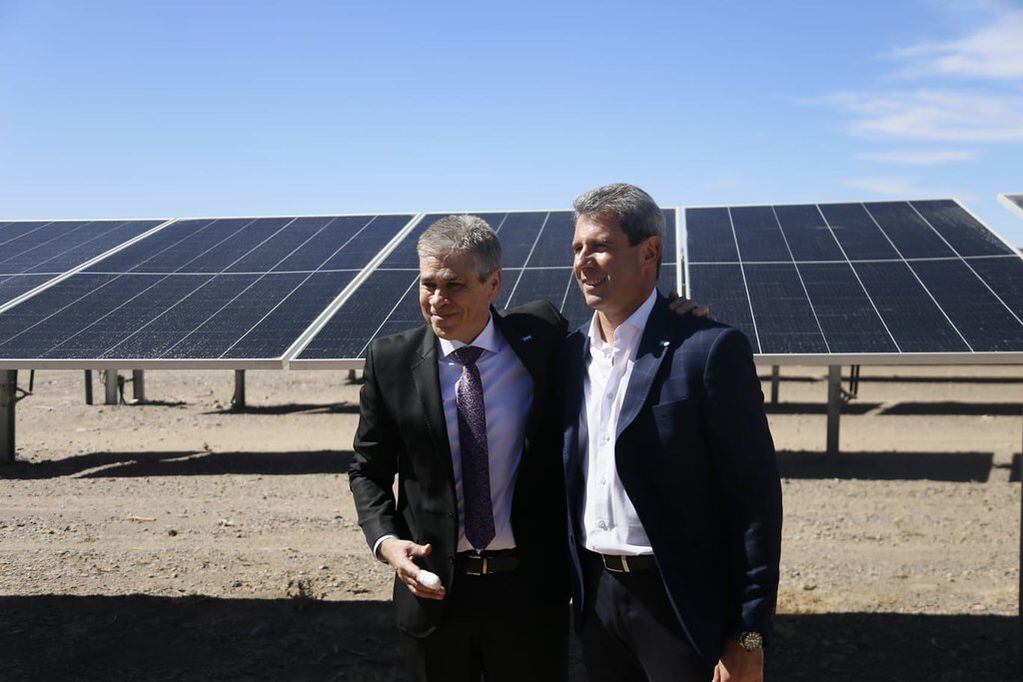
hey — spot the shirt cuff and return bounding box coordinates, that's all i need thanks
[373,534,398,562]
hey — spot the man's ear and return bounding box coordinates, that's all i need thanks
[643,236,662,268]
[486,268,502,302]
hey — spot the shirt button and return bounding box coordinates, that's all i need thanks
[598,521,607,530]
[600,478,607,486]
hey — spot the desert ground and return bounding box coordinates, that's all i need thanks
[1,364,1021,680]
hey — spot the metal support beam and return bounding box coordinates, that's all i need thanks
[770,366,780,404]
[104,370,118,405]
[1,370,16,464]
[1018,404,1022,677]
[84,370,94,405]
[826,365,841,455]
[232,370,246,409]
[132,370,145,402]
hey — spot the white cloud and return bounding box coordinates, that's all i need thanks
[825,89,1023,142]
[845,175,965,199]
[855,148,976,164]
[893,8,1023,80]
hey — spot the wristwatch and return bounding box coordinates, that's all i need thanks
[737,631,764,652]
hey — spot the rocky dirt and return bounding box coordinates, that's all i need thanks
[1,365,1021,680]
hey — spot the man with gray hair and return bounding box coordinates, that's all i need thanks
[560,183,782,681]
[349,214,571,681]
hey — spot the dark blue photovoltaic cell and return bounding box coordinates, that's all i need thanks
[0,275,56,306]
[100,275,257,358]
[504,268,572,310]
[298,269,418,359]
[744,263,827,354]
[966,257,1023,325]
[852,261,968,353]
[909,259,1023,351]
[46,275,218,358]
[496,213,549,267]
[862,202,953,259]
[818,203,900,260]
[89,218,247,273]
[911,200,1012,257]
[0,219,165,307]
[658,264,679,296]
[730,206,790,262]
[772,204,843,261]
[523,212,575,267]
[687,263,757,350]
[797,263,896,353]
[685,208,737,262]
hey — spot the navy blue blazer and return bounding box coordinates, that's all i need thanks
[560,292,782,664]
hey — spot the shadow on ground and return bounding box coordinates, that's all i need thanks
[0,595,1016,681]
[202,403,360,416]
[0,450,355,480]
[777,451,994,482]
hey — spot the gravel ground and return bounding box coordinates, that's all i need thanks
[1,365,1020,680]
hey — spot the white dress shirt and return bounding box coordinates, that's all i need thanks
[438,316,533,552]
[374,316,533,557]
[581,289,658,556]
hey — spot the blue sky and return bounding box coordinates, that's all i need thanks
[1,0,1021,243]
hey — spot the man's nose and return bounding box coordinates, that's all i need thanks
[430,290,447,309]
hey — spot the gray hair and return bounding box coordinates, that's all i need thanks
[573,183,665,245]
[417,214,502,281]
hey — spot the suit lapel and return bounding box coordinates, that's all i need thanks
[562,327,589,500]
[616,295,673,439]
[410,328,455,487]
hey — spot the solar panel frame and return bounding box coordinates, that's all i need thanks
[287,207,682,369]
[683,198,1023,365]
[0,213,421,370]
[0,218,177,315]
[999,193,1023,222]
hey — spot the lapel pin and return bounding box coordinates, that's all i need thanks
[521,335,534,342]
[660,340,670,347]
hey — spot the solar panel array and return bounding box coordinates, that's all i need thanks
[685,200,1023,359]
[0,219,168,309]
[292,209,678,364]
[0,215,415,367]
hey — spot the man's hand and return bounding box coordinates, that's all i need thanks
[667,292,712,319]
[713,639,763,682]
[378,538,446,600]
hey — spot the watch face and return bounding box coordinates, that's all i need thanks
[740,631,763,651]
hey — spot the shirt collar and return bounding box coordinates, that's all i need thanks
[438,314,501,359]
[587,288,658,353]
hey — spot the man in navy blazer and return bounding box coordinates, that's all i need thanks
[560,184,783,682]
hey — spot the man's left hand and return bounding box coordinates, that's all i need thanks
[713,639,763,682]
[667,293,711,319]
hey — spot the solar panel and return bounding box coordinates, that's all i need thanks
[0,219,170,310]
[291,209,679,367]
[999,193,1023,222]
[685,199,1023,362]
[0,214,416,368]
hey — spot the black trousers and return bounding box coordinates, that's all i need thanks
[579,551,714,682]
[400,568,569,682]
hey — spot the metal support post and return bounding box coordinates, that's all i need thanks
[826,365,841,455]
[84,370,94,405]
[132,370,145,402]
[232,370,246,409]
[104,370,118,405]
[770,366,780,404]
[348,369,356,383]
[1,370,16,464]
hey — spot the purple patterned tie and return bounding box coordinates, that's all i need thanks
[452,345,495,553]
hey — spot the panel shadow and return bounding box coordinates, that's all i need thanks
[880,402,1023,417]
[777,450,993,482]
[0,450,355,480]
[0,596,1016,681]
[766,402,881,415]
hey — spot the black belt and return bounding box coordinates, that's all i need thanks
[598,552,657,574]
[456,549,520,576]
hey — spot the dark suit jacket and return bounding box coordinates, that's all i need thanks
[350,300,569,637]
[560,292,783,663]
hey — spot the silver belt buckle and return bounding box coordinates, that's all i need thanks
[481,556,489,575]
[620,556,631,573]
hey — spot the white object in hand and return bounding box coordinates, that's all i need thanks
[418,570,442,590]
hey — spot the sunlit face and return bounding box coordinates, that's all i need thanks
[419,251,501,343]
[572,213,660,323]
